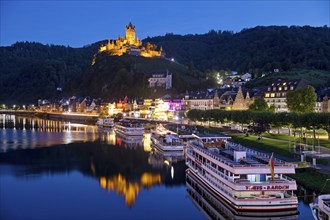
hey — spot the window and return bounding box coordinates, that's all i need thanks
[270,93,275,97]
[265,93,270,98]
[279,87,282,91]
[290,86,294,90]
[273,87,276,91]
[284,87,288,90]
[277,93,281,97]
[268,87,271,91]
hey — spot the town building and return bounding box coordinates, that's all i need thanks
[148,71,172,89]
[214,87,252,110]
[264,79,310,112]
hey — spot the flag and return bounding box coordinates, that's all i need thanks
[269,153,275,181]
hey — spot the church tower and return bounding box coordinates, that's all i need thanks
[232,87,248,110]
[125,22,136,44]
[213,89,220,109]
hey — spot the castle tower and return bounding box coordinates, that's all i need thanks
[125,22,136,45]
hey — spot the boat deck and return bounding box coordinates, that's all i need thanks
[190,140,290,168]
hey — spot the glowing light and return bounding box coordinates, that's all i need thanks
[164,160,170,166]
[171,166,174,179]
[171,58,175,62]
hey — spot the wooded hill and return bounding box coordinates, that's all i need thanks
[0,25,329,104]
[146,25,330,75]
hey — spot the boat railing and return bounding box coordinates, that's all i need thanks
[205,163,232,182]
[191,141,293,167]
[227,141,286,165]
[204,173,232,197]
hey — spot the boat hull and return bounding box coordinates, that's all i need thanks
[186,168,298,215]
[186,170,299,219]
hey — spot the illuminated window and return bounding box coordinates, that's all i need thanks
[284,87,287,90]
[270,93,275,97]
[283,82,286,86]
[290,86,294,90]
[279,87,282,91]
[273,87,276,91]
[268,87,271,91]
[265,93,270,98]
[277,93,281,97]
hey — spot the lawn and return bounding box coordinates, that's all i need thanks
[262,133,330,149]
[288,170,330,194]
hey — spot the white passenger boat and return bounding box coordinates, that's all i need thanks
[151,124,184,152]
[310,193,330,220]
[96,117,114,127]
[186,170,298,219]
[115,119,144,136]
[185,134,298,216]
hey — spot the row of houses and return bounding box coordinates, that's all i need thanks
[37,79,330,118]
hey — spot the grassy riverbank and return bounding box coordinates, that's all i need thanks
[288,169,330,194]
[262,133,330,149]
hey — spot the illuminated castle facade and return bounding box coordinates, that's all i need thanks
[98,22,165,58]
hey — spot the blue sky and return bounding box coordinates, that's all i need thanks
[1,1,329,47]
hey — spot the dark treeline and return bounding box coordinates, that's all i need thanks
[0,41,101,103]
[145,26,330,74]
[187,109,330,140]
[1,26,329,104]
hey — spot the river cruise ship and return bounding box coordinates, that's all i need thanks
[151,124,184,152]
[186,170,298,219]
[96,117,114,127]
[115,119,144,136]
[185,134,298,216]
[310,194,330,220]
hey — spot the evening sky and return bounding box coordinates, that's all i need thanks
[1,0,329,47]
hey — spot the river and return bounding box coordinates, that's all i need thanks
[0,115,314,219]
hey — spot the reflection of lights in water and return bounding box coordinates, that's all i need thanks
[99,173,161,207]
[143,133,151,152]
[171,166,174,179]
[108,132,116,145]
[23,118,26,130]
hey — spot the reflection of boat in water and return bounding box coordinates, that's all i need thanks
[115,119,144,136]
[186,170,298,219]
[116,132,144,148]
[149,144,185,168]
[310,193,330,220]
[151,124,184,152]
[96,117,115,127]
[185,134,298,215]
[97,126,114,133]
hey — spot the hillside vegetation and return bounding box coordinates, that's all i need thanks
[0,25,329,104]
[146,26,330,75]
[66,54,207,100]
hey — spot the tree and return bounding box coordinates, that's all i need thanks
[286,86,317,113]
[249,98,274,112]
[249,98,268,111]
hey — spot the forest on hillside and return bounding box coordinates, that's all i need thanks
[145,25,330,76]
[0,25,329,104]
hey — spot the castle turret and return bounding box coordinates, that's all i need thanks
[126,22,136,44]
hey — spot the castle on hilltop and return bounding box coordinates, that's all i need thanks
[98,22,165,58]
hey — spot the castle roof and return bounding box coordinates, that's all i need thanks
[126,22,135,29]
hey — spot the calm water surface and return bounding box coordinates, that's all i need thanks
[0,115,314,219]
